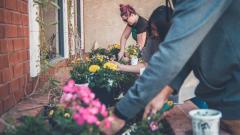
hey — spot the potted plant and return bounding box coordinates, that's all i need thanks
[127,45,141,65]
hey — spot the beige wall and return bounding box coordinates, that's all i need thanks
[83,0,165,52]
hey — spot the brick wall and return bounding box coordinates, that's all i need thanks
[0,0,30,115]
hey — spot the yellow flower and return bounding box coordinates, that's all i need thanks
[64,113,71,118]
[89,65,100,73]
[114,44,121,49]
[108,44,120,51]
[167,100,174,107]
[96,54,104,62]
[103,62,117,71]
[49,110,54,116]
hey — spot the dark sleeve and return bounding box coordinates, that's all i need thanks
[142,40,153,63]
[136,17,148,34]
[142,38,161,63]
[115,0,231,120]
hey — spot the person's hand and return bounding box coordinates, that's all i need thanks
[100,115,126,135]
[118,50,124,61]
[143,86,173,119]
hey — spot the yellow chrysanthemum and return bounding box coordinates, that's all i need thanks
[103,62,117,71]
[114,44,121,49]
[64,113,71,118]
[89,65,100,73]
[108,44,121,51]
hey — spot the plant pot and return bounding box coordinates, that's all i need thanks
[131,56,138,65]
[92,88,116,107]
[189,109,222,135]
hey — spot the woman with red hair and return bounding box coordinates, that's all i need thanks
[118,4,148,60]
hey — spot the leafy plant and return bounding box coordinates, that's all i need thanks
[127,45,141,58]
[4,116,51,135]
[70,63,90,84]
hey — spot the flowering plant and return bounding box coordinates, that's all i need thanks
[127,45,141,58]
[70,63,90,84]
[89,48,108,59]
[89,65,101,73]
[107,44,121,60]
[60,80,113,134]
[123,100,174,135]
[103,62,118,71]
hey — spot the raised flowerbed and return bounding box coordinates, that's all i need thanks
[3,44,175,135]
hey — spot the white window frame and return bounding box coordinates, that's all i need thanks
[29,0,40,77]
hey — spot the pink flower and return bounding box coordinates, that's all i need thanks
[67,80,75,87]
[82,97,91,104]
[73,113,85,126]
[85,115,98,125]
[89,107,99,115]
[149,121,159,131]
[91,100,101,108]
[103,117,114,129]
[100,105,108,117]
[61,93,73,102]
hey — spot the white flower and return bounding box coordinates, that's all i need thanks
[108,79,114,86]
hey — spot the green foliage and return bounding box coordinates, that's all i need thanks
[4,116,51,135]
[127,45,141,58]
[70,63,90,84]
[4,107,100,135]
[89,48,108,58]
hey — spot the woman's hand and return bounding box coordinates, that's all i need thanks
[143,86,173,119]
[118,50,124,61]
[100,115,126,135]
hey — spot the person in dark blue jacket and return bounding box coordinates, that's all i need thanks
[101,0,240,135]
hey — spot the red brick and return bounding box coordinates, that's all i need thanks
[0,0,5,8]
[0,84,10,100]
[24,38,29,49]
[23,27,28,37]
[6,0,17,10]
[5,25,18,38]
[23,61,29,74]
[0,25,4,38]
[3,95,15,112]
[8,52,19,65]
[19,50,28,62]
[17,26,24,37]
[22,15,28,26]
[0,55,9,70]
[13,88,24,102]
[0,9,3,23]
[21,1,28,14]
[13,63,23,78]
[10,78,19,91]
[12,13,21,25]
[13,39,24,51]
[0,68,11,84]
[7,40,14,52]
[3,10,12,24]
[17,0,21,12]
[0,40,8,54]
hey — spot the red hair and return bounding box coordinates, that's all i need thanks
[119,4,136,17]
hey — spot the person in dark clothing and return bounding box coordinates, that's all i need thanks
[118,4,148,60]
[115,6,172,73]
[101,0,240,135]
